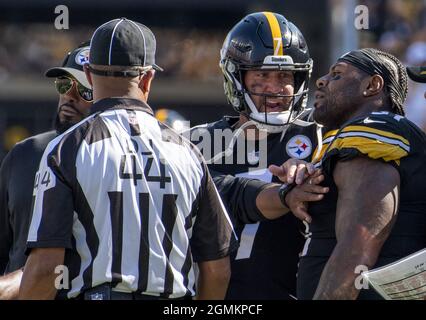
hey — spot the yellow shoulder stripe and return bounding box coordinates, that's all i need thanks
[312,143,330,164]
[311,130,338,163]
[329,136,408,162]
[322,129,339,140]
[342,125,409,146]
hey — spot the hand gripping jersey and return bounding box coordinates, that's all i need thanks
[298,112,426,300]
[190,115,318,299]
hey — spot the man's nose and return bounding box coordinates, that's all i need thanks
[316,75,329,89]
[264,77,285,94]
[63,83,80,101]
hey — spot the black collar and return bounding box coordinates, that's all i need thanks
[90,97,154,116]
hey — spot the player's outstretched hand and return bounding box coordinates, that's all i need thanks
[269,159,315,185]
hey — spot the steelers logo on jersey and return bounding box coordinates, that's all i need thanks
[286,135,312,159]
[75,48,90,66]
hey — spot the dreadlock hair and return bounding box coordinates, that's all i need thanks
[369,49,408,116]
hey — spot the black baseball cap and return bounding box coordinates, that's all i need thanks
[89,17,163,74]
[45,42,91,89]
[407,66,426,83]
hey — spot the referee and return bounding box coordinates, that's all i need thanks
[19,18,237,300]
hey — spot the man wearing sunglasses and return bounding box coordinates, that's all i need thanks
[49,43,93,133]
[0,42,92,299]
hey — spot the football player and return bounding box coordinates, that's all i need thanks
[189,12,327,299]
[283,48,426,300]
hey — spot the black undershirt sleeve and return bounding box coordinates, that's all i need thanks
[210,170,270,224]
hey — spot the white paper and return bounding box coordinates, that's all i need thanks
[362,248,426,300]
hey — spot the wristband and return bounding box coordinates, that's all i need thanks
[278,182,296,208]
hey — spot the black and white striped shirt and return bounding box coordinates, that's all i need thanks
[27,98,237,299]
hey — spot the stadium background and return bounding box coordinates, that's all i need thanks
[0,0,425,161]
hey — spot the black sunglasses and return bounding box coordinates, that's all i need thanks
[54,76,93,102]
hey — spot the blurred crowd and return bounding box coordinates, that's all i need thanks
[359,0,426,130]
[0,24,223,85]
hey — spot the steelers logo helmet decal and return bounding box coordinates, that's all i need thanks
[75,48,90,66]
[286,135,312,159]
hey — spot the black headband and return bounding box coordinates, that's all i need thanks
[338,49,406,113]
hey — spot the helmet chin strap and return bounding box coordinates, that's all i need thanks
[229,76,288,133]
[242,79,308,134]
[244,92,289,133]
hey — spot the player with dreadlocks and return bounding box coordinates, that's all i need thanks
[285,48,426,300]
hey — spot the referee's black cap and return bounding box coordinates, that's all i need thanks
[89,17,163,72]
[45,41,91,89]
[407,66,426,83]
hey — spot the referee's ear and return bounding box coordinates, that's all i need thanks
[138,70,155,96]
[83,64,93,87]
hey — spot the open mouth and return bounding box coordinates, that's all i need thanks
[264,100,286,112]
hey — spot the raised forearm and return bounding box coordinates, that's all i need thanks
[212,174,270,224]
[0,269,23,300]
[255,184,289,219]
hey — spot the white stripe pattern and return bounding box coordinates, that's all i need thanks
[321,135,336,145]
[127,20,146,66]
[68,212,92,299]
[89,19,120,64]
[108,19,124,65]
[336,131,410,152]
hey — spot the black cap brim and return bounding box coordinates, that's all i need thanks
[407,67,426,83]
[45,67,91,89]
[152,64,164,72]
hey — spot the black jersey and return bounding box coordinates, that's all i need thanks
[298,111,426,300]
[0,130,57,274]
[190,116,318,299]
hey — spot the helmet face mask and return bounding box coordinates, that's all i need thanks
[220,12,313,133]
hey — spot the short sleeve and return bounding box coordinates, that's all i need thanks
[189,162,239,262]
[321,114,410,175]
[26,141,75,253]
